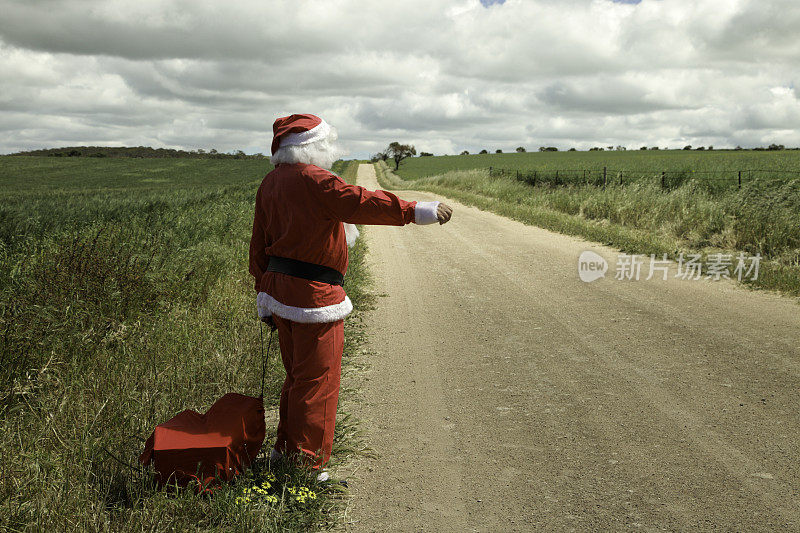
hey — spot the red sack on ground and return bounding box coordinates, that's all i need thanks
[139,393,265,488]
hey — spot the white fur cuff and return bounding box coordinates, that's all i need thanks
[414,201,440,225]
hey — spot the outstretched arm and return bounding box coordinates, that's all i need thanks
[308,167,452,226]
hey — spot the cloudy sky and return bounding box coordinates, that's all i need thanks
[1,0,798,157]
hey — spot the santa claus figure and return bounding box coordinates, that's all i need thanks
[249,114,452,480]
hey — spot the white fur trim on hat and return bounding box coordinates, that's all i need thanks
[414,201,440,225]
[257,291,353,323]
[280,120,332,149]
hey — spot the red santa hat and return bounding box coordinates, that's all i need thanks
[271,113,332,155]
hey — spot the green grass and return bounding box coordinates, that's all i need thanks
[0,156,368,531]
[0,155,270,192]
[394,149,800,185]
[376,160,800,297]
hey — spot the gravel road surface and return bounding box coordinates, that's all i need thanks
[341,163,799,532]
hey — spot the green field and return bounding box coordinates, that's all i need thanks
[394,149,800,186]
[377,153,800,296]
[0,156,364,531]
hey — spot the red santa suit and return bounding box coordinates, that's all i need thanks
[249,114,440,469]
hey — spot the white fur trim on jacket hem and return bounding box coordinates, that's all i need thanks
[256,294,271,319]
[257,291,352,324]
[343,222,359,247]
[414,201,440,225]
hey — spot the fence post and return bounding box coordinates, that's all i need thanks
[619,171,623,186]
[661,171,665,189]
[603,167,607,189]
[516,170,519,181]
[489,166,492,176]
[583,169,586,184]
[738,170,742,190]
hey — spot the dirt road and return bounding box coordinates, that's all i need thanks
[340,163,799,532]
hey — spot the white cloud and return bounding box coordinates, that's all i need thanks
[0,0,798,156]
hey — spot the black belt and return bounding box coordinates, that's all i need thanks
[267,256,344,286]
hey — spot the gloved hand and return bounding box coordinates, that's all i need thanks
[262,315,276,331]
[437,202,453,224]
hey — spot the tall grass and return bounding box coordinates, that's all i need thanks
[0,157,367,531]
[376,162,800,296]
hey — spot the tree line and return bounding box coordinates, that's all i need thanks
[373,142,797,168]
[10,146,269,159]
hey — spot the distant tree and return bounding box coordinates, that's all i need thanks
[370,149,390,163]
[696,146,705,150]
[370,150,388,162]
[386,142,416,169]
[640,146,648,150]
[495,149,503,153]
[460,150,470,155]
[589,147,604,151]
[768,143,785,151]
[683,145,692,150]
[539,146,558,152]
[615,145,627,151]
[479,149,488,154]
[515,146,526,153]
[419,151,434,157]
[734,145,743,150]
[707,146,713,151]
[650,146,659,150]
[568,147,577,151]
[607,146,614,151]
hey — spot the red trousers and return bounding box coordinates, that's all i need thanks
[272,315,344,468]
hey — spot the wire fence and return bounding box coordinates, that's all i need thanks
[488,166,800,191]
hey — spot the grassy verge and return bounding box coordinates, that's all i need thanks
[0,157,367,531]
[375,161,800,297]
